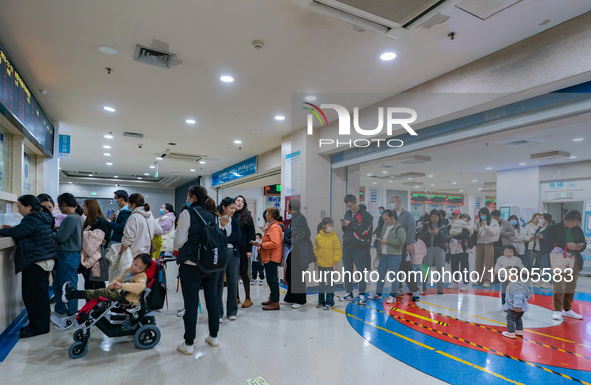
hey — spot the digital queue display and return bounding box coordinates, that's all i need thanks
[411,193,464,205]
[264,184,281,196]
[0,41,55,156]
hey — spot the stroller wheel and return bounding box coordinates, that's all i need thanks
[73,328,89,343]
[68,341,88,359]
[134,325,161,350]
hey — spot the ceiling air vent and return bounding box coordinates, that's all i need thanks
[165,152,205,162]
[398,155,431,164]
[397,172,426,178]
[134,45,176,69]
[403,181,424,186]
[123,131,145,139]
[530,151,570,161]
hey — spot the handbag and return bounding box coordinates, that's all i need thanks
[89,249,110,282]
[549,244,574,272]
[449,238,464,255]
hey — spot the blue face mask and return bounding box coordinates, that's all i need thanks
[378,211,383,215]
[159,209,165,215]
[510,220,518,226]
[186,200,192,207]
[480,216,487,221]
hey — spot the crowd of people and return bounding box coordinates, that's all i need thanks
[0,188,586,350]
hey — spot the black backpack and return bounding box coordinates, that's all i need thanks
[191,207,228,273]
[146,261,166,310]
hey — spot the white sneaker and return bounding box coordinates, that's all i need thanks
[205,335,219,347]
[359,295,366,305]
[279,300,294,305]
[228,315,237,321]
[292,303,305,309]
[385,296,396,304]
[177,342,194,355]
[447,283,459,289]
[219,317,223,324]
[339,293,354,302]
[396,289,404,297]
[562,310,583,320]
[259,279,265,286]
[177,308,185,317]
[552,311,563,321]
[250,280,256,285]
[482,283,492,288]
[502,304,508,312]
[460,283,469,291]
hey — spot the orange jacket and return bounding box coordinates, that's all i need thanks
[260,221,283,264]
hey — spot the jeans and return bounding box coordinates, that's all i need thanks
[506,309,524,333]
[411,264,423,288]
[217,249,240,318]
[179,263,219,345]
[264,261,280,303]
[423,247,446,289]
[54,251,81,315]
[22,264,50,333]
[342,247,368,295]
[376,254,402,296]
[317,266,335,306]
[252,261,265,280]
[450,252,469,283]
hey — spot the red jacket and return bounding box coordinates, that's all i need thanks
[260,221,283,264]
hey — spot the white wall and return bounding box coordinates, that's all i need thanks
[497,167,541,212]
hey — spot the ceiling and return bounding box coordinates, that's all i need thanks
[1,0,590,188]
[359,113,591,196]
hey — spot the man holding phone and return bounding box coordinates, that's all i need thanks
[339,194,373,304]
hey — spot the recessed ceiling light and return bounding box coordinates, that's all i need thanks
[102,106,116,112]
[431,184,436,187]
[381,170,388,174]
[144,173,149,176]
[106,161,113,166]
[186,119,196,125]
[573,138,584,142]
[220,148,228,151]
[451,181,457,185]
[380,52,397,61]
[104,132,114,139]
[199,161,206,164]
[388,180,393,183]
[97,46,119,55]
[156,157,163,161]
[372,182,377,185]
[88,174,93,177]
[233,140,242,144]
[190,169,196,172]
[305,95,317,102]
[428,174,434,178]
[250,129,261,134]
[68,182,72,184]
[274,115,286,121]
[519,162,527,166]
[114,176,118,178]
[568,155,577,159]
[407,177,413,180]
[478,188,483,191]
[366,173,372,177]
[459,189,464,192]
[103,145,111,149]
[149,165,156,169]
[220,75,234,83]
[138,177,142,180]
[103,153,111,156]
[485,167,493,170]
[472,179,478,183]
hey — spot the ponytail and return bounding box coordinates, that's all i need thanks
[129,193,150,212]
[58,192,82,217]
[18,194,55,227]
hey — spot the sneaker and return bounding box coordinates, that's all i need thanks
[292,303,305,309]
[396,289,404,297]
[205,335,219,347]
[437,287,444,295]
[412,293,422,302]
[367,293,382,300]
[447,283,459,289]
[562,310,584,320]
[280,300,294,305]
[418,289,424,295]
[228,315,237,321]
[339,293,354,302]
[323,305,333,311]
[385,296,396,304]
[316,303,324,308]
[515,330,524,336]
[61,282,75,303]
[250,280,256,285]
[177,308,186,317]
[552,311,562,321]
[177,342,194,355]
[219,317,223,324]
[482,283,492,288]
[541,282,553,289]
[502,304,508,312]
[359,295,366,305]
[259,279,265,286]
[460,283,469,291]
[502,331,516,339]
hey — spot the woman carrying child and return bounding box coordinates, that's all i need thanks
[448,213,473,291]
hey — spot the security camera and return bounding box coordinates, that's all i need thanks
[138,144,143,149]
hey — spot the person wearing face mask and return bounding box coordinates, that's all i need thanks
[474,207,500,288]
[523,213,542,271]
[533,213,553,288]
[389,196,419,296]
[313,217,342,310]
[491,210,516,264]
[109,190,132,245]
[448,214,473,291]
[158,203,176,257]
[508,215,526,263]
[373,206,386,239]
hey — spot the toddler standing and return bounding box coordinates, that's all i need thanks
[502,280,531,339]
[313,218,342,310]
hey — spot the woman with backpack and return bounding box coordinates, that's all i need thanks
[0,195,57,338]
[216,197,241,322]
[175,186,222,355]
[253,207,284,311]
[233,195,256,308]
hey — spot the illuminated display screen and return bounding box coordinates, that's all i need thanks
[411,193,463,205]
[264,184,281,196]
[0,41,54,156]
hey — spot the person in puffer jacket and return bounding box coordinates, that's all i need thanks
[120,193,162,258]
[0,195,57,338]
[313,218,342,310]
[502,281,531,339]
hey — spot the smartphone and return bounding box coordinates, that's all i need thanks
[249,240,257,244]
[576,243,586,247]
[221,215,229,220]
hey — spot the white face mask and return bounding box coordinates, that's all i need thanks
[539,219,545,225]
[389,203,397,210]
[325,227,334,233]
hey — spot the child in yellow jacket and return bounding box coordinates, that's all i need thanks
[314,218,343,310]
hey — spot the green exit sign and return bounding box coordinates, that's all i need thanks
[91,192,97,196]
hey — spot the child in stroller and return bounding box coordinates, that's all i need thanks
[62,253,163,358]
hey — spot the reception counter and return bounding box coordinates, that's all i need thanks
[0,236,22,334]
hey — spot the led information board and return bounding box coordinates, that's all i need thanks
[264,184,281,196]
[411,193,463,205]
[0,41,55,156]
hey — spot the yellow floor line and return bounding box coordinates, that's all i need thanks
[392,308,449,326]
[436,351,525,385]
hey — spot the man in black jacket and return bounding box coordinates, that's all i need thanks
[109,189,132,244]
[339,194,373,304]
[543,210,587,321]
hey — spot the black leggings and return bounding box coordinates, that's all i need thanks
[238,251,251,300]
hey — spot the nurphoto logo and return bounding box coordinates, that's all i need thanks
[303,102,418,148]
